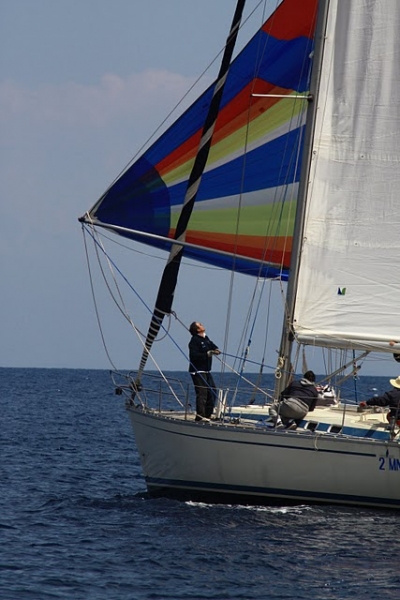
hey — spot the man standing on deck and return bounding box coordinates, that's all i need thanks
[188,322,220,421]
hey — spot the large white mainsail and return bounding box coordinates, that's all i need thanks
[294,0,400,352]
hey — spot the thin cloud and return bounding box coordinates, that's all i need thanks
[0,69,200,128]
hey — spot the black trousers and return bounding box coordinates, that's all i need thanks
[191,372,217,419]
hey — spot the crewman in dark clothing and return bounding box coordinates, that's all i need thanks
[359,376,400,425]
[188,321,220,421]
[278,370,319,429]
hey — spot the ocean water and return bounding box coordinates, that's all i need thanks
[1,367,400,600]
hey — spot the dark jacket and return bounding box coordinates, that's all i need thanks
[366,388,400,416]
[189,334,219,372]
[280,377,319,411]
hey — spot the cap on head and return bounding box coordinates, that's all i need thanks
[389,376,400,389]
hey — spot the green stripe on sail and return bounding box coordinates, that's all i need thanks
[171,200,296,236]
[163,94,306,186]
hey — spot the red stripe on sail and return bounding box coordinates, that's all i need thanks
[262,0,318,40]
[168,229,292,268]
[157,80,293,177]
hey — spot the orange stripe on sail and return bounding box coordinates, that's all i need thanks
[262,0,318,40]
[168,229,292,268]
[157,80,292,178]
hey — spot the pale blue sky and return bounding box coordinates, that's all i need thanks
[1,1,395,376]
[0,0,274,370]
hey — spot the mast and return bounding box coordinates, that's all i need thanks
[134,0,247,387]
[275,0,331,397]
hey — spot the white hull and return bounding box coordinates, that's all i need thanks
[127,406,400,509]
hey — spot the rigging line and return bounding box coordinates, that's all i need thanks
[190,353,273,413]
[255,1,317,276]
[225,0,266,272]
[215,356,274,405]
[83,223,216,397]
[135,0,248,386]
[86,219,169,342]
[231,278,265,376]
[85,223,148,340]
[129,342,185,407]
[220,104,251,375]
[82,224,181,352]
[91,0,265,207]
[83,222,158,322]
[91,69,219,201]
[263,108,308,275]
[238,274,279,374]
[82,226,118,371]
[221,6,273,375]
[223,1,302,377]
[91,224,173,343]
[129,352,185,408]
[275,0,333,395]
[261,279,274,359]
[83,225,184,407]
[248,280,276,402]
[89,221,138,330]
[94,229,227,271]
[225,8,309,374]
[169,311,191,336]
[220,21,311,365]
[222,351,276,372]
[227,1,283,278]
[241,278,282,370]
[83,223,178,343]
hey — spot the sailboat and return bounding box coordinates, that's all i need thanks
[80,0,400,509]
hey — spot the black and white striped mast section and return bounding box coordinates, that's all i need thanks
[134,0,247,389]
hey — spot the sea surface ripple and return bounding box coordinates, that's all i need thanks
[1,368,399,599]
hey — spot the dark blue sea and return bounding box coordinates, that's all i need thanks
[2,368,400,600]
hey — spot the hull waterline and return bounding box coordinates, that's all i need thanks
[127,406,400,510]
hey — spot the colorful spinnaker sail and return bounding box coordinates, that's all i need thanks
[83,0,318,278]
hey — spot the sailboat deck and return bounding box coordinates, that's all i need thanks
[149,403,394,442]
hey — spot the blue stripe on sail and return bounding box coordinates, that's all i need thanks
[179,248,288,279]
[144,32,313,166]
[93,126,305,251]
[168,126,305,205]
[93,156,171,237]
